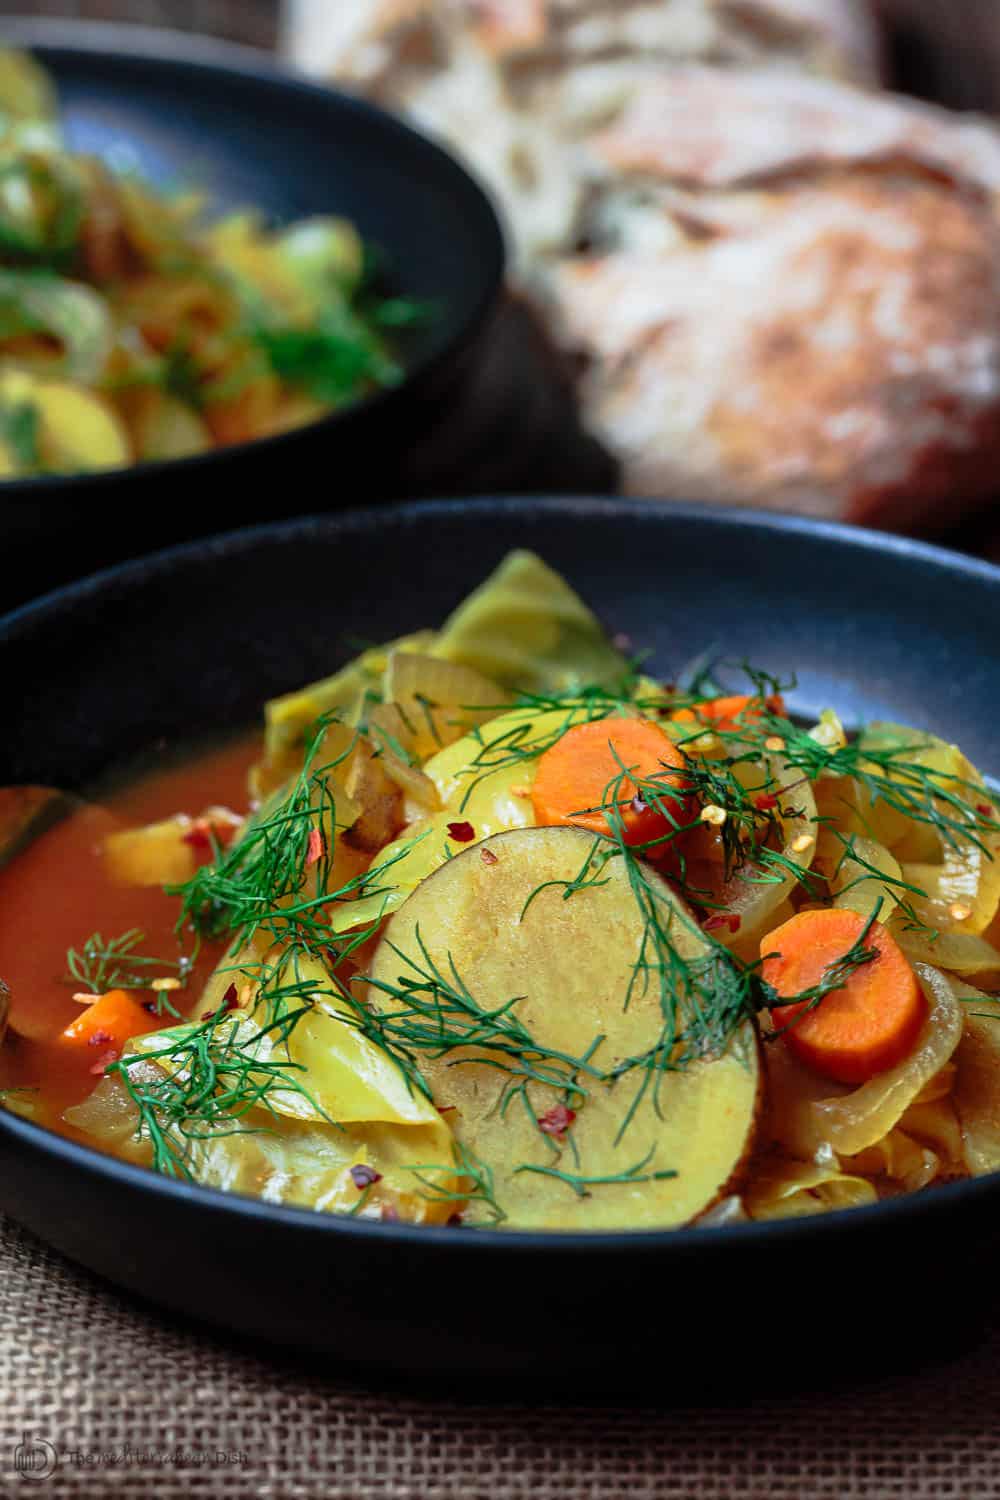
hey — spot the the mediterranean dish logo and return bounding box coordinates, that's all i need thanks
[12,1435,57,1482]
[13,1432,249,1480]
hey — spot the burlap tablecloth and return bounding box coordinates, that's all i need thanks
[1,1207,1000,1498]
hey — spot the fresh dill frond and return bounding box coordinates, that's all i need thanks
[407,1141,507,1224]
[170,712,362,951]
[514,1145,677,1199]
[108,998,336,1181]
[66,929,193,995]
[361,926,606,1110]
[0,398,40,468]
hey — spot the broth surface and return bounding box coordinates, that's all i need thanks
[0,736,258,1134]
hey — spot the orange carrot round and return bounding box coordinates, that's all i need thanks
[672,693,785,733]
[530,716,691,846]
[761,908,926,1085]
[61,988,153,1055]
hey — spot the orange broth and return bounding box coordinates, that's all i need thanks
[0,735,260,1139]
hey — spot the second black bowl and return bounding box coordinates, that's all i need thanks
[0,19,507,604]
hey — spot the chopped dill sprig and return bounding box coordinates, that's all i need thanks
[408,1142,507,1224]
[109,998,336,1180]
[170,711,412,963]
[728,706,1000,857]
[514,1144,677,1200]
[361,927,606,1110]
[66,929,194,995]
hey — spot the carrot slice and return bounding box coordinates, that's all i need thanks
[530,716,691,846]
[672,693,785,733]
[61,988,152,1055]
[761,908,926,1085]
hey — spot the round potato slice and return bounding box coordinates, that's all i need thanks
[367,826,760,1230]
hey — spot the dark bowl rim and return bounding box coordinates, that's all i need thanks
[4,493,1000,1256]
[0,16,507,497]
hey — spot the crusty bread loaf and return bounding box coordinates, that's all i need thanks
[284,0,881,262]
[545,67,1000,525]
[286,3,1000,531]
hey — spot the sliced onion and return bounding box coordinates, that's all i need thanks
[831,836,902,922]
[951,982,1000,1175]
[893,922,1000,990]
[841,1130,940,1191]
[366,702,440,812]
[745,1158,877,1220]
[382,651,510,761]
[860,724,1000,936]
[765,963,963,1159]
[716,752,819,958]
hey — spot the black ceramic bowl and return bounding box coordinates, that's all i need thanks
[3,497,1000,1392]
[0,20,505,606]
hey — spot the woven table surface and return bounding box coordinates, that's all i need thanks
[3,1206,1000,1499]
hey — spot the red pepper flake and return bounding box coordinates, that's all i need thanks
[754,793,778,812]
[89,1047,120,1076]
[349,1164,382,1189]
[447,820,475,843]
[181,819,213,850]
[437,1104,457,1114]
[182,809,241,852]
[222,983,239,1011]
[305,828,325,867]
[447,1212,465,1227]
[703,912,742,934]
[977,803,993,818]
[87,1029,113,1048]
[537,1104,576,1138]
[480,847,499,866]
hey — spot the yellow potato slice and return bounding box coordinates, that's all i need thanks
[367,825,761,1230]
[102,815,200,887]
[0,369,129,473]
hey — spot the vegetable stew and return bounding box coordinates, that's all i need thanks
[3,553,999,1231]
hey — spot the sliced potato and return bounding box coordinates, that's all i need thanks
[367,825,761,1231]
[103,814,199,887]
[0,369,128,473]
[102,806,243,887]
